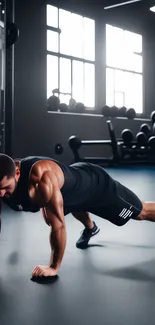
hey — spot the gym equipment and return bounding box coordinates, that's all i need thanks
[148,136,155,153]
[69,136,81,150]
[47,95,60,111]
[136,132,147,147]
[118,106,127,117]
[68,121,119,165]
[102,105,119,117]
[68,98,76,112]
[111,106,118,117]
[69,119,155,167]
[102,105,110,117]
[69,121,147,165]
[121,129,134,146]
[6,22,19,48]
[59,103,68,112]
[102,106,136,119]
[55,143,63,155]
[140,123,151,136]
[126,108,136,119]
[151,111,155,124]
[152,123,155,135]
[76,102,85,113]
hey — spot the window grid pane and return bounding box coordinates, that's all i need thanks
[115,92,124,107]
[114,70,124,92]
[124,30,142,54]
[47,30,58,53]
[72,60,84,103]
[60,58,71,93]
[71,13,83,58]
[106,68,114,107]
[59,9,72,56]
[83,17,95,61]
[47,55,58,98]
[84,63,95,108]
[47,5,58,28]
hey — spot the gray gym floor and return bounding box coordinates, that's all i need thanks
[1,166,155,325]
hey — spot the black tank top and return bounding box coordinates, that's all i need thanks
[3,156,113,214]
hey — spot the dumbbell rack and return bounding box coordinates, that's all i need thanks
[69,120,155,167]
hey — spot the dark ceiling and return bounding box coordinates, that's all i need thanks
[98,0,155,31]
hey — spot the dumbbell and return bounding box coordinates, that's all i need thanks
[126,108,136,119]
[76,103,85,113]
[121,129,134,147]
[68,136,81,150]
[47,95,60,111]
[59,103,68,112]
[151,111,155,124]
[136,132,147,147]
[140,123,151,137]
[118,106,127,117]
[148,136,155,154]
[102,105,110,117]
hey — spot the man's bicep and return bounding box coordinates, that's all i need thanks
[33,171,64,225]
[32,171,55,207]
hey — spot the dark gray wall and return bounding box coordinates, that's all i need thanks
[13,0,154,163]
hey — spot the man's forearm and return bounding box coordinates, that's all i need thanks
[49,225,66,270]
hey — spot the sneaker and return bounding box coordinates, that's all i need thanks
[76,222,100,249]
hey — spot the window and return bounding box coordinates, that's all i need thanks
[46,5,95,108]
[106,24,143,114]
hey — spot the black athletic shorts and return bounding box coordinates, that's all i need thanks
[88,179,143,226]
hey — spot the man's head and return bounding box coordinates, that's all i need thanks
[0,154,20,198]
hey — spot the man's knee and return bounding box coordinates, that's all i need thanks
[136,202,147,221]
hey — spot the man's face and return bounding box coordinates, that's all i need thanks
[0,175,18,198]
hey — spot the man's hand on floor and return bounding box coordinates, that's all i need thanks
[32,265,58,277]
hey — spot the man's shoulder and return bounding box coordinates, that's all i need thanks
[29,159,59,183]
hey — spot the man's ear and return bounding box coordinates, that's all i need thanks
[16,166,20,175]
[15,161,21,177]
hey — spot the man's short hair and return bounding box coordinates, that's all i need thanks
[0,154,16,181]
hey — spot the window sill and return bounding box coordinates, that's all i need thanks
[47,110,150,121]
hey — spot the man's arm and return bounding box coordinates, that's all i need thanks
[41,207,66,269]
[45,185,66,270]
[47,209,66,270]
[31,171,66,277]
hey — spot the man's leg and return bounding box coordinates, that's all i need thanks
[72,211,100,248]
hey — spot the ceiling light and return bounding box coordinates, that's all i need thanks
[104,0,142,10]
[150,6,155,12]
